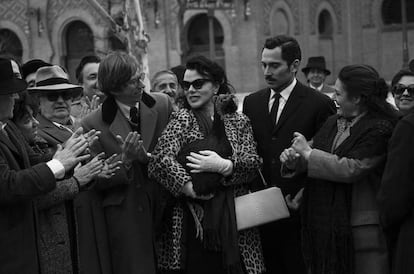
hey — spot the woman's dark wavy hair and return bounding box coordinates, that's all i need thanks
[12,91,39,123]
[338,64,398,119]
[181,55,237,112]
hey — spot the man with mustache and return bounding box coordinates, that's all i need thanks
[302,56,336,100]
[243,35,336,274]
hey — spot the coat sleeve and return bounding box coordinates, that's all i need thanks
[307,119,392,183]
[36,177,79,210]
[307,149,384,183]
[378,119,414,229]
[223,114,262,186]
[148,110,193,197]
[0,151,56,204]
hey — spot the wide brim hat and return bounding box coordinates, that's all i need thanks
[302,56,331,75]
[28,65,82,97]
[0,58,28,94]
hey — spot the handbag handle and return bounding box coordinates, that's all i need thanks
[257,168,268,187]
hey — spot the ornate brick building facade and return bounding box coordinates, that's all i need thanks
[0,0,413,93]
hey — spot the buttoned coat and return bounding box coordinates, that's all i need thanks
[81,92,172,274]
[37,114,112,274]
[0,121,56,273]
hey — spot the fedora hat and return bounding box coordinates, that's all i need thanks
[21,59,52,79]
[28,65,82,96]
[0,58,27,94]
[302,56,331,75]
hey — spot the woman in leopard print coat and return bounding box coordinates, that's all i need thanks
[149,56,265,274]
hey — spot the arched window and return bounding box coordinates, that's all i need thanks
[65,21,94,81]
[270,9,290,35]
[0,29,23,62]
[318,10,333,38]
[382,0,414,25]
[185,14,225,68]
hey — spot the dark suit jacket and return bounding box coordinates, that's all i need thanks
[0,122,56,273]
[378,111,414,274]
[37,114,112,274]
[81,92,172,274]
[243,81,336,196]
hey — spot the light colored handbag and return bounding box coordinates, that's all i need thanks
[235,169,290,231]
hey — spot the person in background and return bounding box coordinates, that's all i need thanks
[281,64,397,274]
[378,69,414,274]
[72,55,103,120]
[243,35,336,274]
[0,57,90,273]
[149,55,265,274]
[29,65,116,274]
[21,59,52,88]
[81,51,172,274]
[302,56,336,99]
[151,69,179,110]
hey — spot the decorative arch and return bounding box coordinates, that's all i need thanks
[182,12,227,68]
[313,2,338,35]
[269,1,295,36]
[48,7,109,66]
[318,10,334,38]
[0,21,29,62]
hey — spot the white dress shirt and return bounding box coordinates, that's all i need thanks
[116,100,140,120]
[268,78,297,124]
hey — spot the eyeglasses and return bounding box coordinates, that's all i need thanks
[392,84,414,96]
[182,79,211,91]
[127,72,146,86]
[44,91,75,101]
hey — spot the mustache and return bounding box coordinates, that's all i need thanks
[265,76,277,81]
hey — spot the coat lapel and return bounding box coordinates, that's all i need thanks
[0,129,19,156]
[37,115,72,143]
[256,88,274,133]
[140,103,157,151]
[109,110,131,149]
[273,82,306,134]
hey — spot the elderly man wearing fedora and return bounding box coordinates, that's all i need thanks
[29,65,115,274]
[302,56,336,99]
[0,57,91,273]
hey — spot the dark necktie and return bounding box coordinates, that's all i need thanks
[270,92,281,125]
[129,106,140,133]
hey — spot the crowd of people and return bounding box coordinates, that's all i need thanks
[0,34,412,274]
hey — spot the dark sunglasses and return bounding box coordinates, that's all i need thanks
[44,91,75,101]
[392,84,414,96]
[182,79,211,91]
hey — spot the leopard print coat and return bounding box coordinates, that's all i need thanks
[149,108,265,274]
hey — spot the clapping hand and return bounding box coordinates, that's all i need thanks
[280,148,300,170]
[73,152,105,187]
[291,132,312,160]
[53,128,90,172]
[98,153,122,179]
[116,132,150,165]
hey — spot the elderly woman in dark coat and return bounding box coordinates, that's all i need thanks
[11,91,117,274]
[378,69,414,274]
[281,65,398,274]
[149,56,265,274]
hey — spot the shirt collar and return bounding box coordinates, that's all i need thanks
[310,83,323,91]
[115,100,139,120]
[270,78,297,101]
